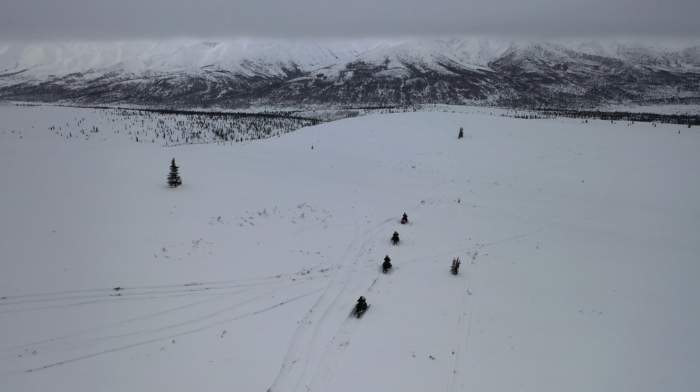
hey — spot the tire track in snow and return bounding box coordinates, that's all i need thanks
[304,236,395,392]
[3,282,302,353]
[0,272,323,314]
[445,238,483,392]
[445,212,540,391]
[0,293,230,354]
[0,279,324,377]
[302,212,468,391]
[4,289,322,378]
[305,211,430,392]
[268,215,395,392]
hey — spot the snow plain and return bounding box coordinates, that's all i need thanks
[0,105,698,392]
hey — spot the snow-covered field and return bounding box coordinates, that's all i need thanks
[0,105,698,391]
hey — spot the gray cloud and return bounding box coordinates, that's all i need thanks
[1,0,698,41]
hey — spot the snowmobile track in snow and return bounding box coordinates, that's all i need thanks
[268,214,396,392]
[0,275,328,377]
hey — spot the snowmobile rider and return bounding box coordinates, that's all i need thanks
[356,296,368,312]
[391,231,400,244]
[383,255,392,271]
[402,213,408,222]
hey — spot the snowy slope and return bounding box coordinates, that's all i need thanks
[2,38,699,109]
[0,105,699,391]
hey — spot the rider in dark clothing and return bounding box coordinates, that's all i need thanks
[356,296,367,312]
[402,213,408,222]
[382,255,392,272]
[391,231,399,244]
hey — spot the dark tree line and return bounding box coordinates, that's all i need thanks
[83,108,321,146]
[535,109,700,126]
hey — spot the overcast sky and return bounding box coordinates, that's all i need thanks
[1,0,698,41]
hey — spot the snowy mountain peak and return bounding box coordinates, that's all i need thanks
[1,38,699,109]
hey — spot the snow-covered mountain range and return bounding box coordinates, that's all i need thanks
[1,38,699,109]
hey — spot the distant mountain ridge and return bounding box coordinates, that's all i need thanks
[1,38,699,109]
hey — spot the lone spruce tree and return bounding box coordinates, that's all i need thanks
[168,158,182,188]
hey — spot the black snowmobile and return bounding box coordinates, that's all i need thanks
[391,231,400,245]
[354,296,370,318]
[451,257,461,275]
[401,213,408,224]
[382,256,392,273]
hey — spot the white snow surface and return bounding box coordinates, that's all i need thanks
[0,105,699,391]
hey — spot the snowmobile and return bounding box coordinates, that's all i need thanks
[382,257,392,273]
[401,213,408,224]
[451,257,461,275]
[354,296,370,318]
[391,231,400,245]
